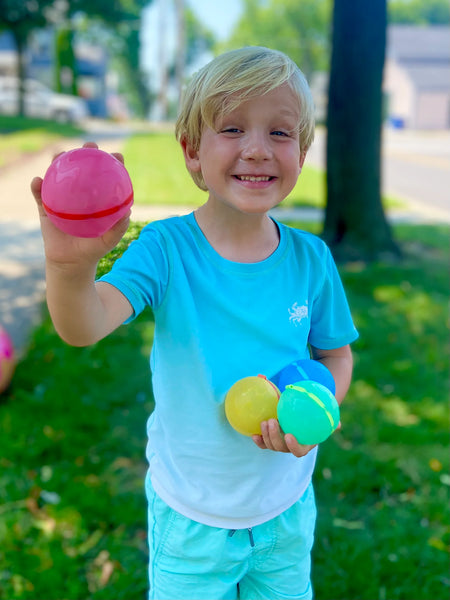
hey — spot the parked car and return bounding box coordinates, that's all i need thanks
[0,77,88,123]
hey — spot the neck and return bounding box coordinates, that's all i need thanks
[194,202,280,263]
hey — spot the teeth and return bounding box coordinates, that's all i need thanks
[238,175,271,182]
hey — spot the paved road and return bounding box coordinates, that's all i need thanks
[0,125,448,357]
[383,129,450,217]
[307,127,450,222]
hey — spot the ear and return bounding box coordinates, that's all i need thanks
[298,150,307,174]
[180,136,202,173]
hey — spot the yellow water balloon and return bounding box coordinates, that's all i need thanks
[225,375,281,436]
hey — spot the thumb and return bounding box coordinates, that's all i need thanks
[31,177,47,217]
[101,211,131,246]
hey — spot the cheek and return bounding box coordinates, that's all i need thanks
[281,150,303,191]
[285,149,303,175]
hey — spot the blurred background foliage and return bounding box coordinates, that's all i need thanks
[1,0,449,120]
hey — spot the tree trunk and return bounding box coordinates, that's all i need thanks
[156,0,169,120]
[55,27,77,96]
[174,0,186,105]
[323,0,400,261]
[12,29,26,117]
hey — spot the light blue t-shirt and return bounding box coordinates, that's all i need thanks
[100,212,358,528]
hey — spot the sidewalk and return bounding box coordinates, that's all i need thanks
[0,130,448,357]
[0,136,195,355]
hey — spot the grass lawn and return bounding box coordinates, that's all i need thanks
[123,131,329,208]
[0,116,84,169]
[0,122,399,213]
[0,219,448,599]
[123,131,401,212]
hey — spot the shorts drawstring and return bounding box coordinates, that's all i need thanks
[247,527,255,547]
[228,527,255,548]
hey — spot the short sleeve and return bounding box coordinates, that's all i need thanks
[98,224,170,322]
[308,246,358,349]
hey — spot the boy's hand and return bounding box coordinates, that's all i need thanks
[31,142,130,267]
[252,419,317,458]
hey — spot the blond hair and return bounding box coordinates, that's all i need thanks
[175,46,315,190]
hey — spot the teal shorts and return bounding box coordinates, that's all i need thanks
[147,481,317,600]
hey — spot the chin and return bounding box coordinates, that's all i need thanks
[241,203,279,215]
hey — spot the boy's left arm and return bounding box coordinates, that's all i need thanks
[252,344,353,458]
[310,343,353,405]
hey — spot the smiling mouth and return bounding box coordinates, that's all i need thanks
[234,175,275,182]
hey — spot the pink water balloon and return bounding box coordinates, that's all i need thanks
[41,147,134,238]
[0,325,15,393]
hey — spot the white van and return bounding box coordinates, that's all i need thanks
[0,77,88,123]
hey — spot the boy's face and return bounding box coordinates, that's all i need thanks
[182,84,306,216]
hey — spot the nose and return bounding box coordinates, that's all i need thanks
[241,130,273,161]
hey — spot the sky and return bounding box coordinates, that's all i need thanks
[140,0,243,78]
[185,0,243,40]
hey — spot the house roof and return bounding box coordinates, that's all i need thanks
[387,25,450,62]
[387,25,450,92]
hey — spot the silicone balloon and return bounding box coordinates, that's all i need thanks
[0,325,15,394]
[277,380,340,445]
[41,147,133,237]
[272,358,336,394]
[225,375,281,436]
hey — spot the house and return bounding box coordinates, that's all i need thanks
[27,29,109,118]
[0,31,18,76]
[0,29,110,118]
[383,25,450,129]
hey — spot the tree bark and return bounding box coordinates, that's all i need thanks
[324,0,400,261]
[12,29,26,117]
[174,0,186,105]
[55,27,77,96]
[156,0,169,120]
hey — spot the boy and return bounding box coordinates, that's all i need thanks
[32,47,358,600]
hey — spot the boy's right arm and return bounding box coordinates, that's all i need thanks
[44,259,133,347]
[31,154,133,347]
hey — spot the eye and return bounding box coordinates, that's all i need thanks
[271,130,290,137]
[221,127,242,135]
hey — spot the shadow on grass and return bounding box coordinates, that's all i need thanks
[0,308,154,598]
[0,222,448,599]
[0,225,153,598]
[313,224,449,600]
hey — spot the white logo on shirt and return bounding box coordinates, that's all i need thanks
[288,302,308,326]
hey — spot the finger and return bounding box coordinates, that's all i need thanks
[260,421,275,451]
[101,212,130,246]
[52,150,65,162]
[111,211,131,236]
[269,419,295,452]
[83,141,98,149]
[30,177,48,218]
[30,176,43,201]
[266,419,290,452]
[252,434,268,450]
[111,152,124,165]
[284,434,316,458]
[260,419,287,452]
